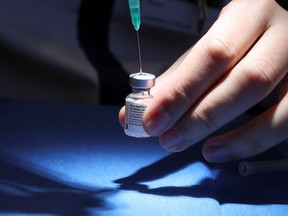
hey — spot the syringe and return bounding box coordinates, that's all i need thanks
[128,0,143,73]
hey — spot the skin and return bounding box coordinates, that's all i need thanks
[119,0,288,163]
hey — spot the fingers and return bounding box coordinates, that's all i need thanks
[118,106,125,127]
[143,0,274,137]
[118,0,288,164]
[159,6,288,152]
[202,90,288,162]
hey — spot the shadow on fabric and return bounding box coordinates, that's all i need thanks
[115,135,288,205]
[0,151,115,216]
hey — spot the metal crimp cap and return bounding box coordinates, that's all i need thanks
[129,72,155,89]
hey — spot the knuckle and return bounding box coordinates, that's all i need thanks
[170,82,195,107]
[241,59,276,96]
[192,104,216,131]
[162,84,195,122]
[204,36,237,63]
[170,87,188,106]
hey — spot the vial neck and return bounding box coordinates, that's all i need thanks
[132,88,151,95]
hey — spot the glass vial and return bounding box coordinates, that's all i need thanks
[125,72,155,138]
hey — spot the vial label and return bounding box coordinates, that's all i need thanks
[125,100,150,138]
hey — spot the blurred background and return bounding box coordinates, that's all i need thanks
[0,0,227,105]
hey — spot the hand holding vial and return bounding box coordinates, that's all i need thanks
[119,0,288,163]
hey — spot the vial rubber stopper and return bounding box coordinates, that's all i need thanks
[129,72,155,89]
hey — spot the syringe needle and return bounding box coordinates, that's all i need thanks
[136,30,143,73]
[128,0,142,73]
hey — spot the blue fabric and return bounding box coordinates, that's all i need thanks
[0,98,287,215]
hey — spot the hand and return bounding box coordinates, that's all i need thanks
[119,0,288,163]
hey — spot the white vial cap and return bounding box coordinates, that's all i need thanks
[129,72,155,89]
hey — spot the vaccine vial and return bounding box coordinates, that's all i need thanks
[125,72,155,138]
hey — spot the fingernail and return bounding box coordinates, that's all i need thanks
[160,128,182,151]
[203,144,230,162]
[144,109,170,136]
